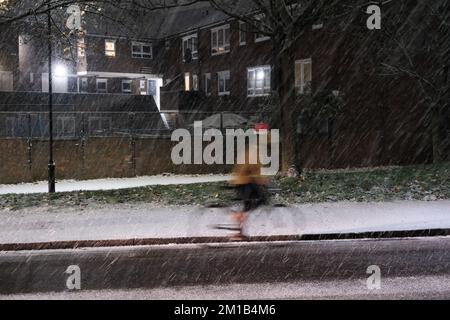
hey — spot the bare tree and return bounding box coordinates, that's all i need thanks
[2,0,352,175]
[0,0,203,26]
[379,0,449,163]
[0,0,205,91]
[204,0,351,175]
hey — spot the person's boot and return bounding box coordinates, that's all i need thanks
[230,212,246,241]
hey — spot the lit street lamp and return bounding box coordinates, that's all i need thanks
[54,64,68,77]
[47,7,56,193]
[45,3,81,193]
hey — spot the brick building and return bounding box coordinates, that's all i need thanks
[0,1,448,168]
[0,29,17,92]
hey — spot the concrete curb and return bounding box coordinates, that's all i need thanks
[1,228,450,252]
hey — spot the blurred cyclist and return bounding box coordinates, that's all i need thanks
[230,142,268,240]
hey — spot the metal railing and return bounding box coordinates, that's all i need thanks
[0,110,273,140]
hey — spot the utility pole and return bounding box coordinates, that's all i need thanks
[47,6,56,193]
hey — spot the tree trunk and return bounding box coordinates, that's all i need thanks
[430,65,449,163]
[431,104,444,163]
[376,94,387,166]
[273,35,298,175]
[328,118,336,168]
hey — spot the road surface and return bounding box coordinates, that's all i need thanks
[2,275,450,300]
[1,237,449,299]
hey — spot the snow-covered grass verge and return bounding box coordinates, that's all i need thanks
[280,163,449,204]
[0,163,448,211]
[0,174,231,195]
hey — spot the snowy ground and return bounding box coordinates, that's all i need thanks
[3,275,449,300]
[0,200,449,244]
[0,175,231,195]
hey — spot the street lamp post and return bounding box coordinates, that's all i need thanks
[47,8,56,193]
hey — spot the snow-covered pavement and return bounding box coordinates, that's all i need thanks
[0,201,449,245]
[4,275,449,300]
[0,175,231,195]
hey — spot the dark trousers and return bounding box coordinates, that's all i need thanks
[236,183,267,212]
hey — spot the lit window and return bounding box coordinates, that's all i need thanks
[105,40,116,57]
[132,42,152,59]
[247,66,271,97]
[139,80,147,95]
[182,34,198,62]
[239,22,246,46]
[122,80,132,93]
[211,25,230,55]
[77,38,86,58]
[96,78,107,93]
[192,74,199,91]
[184,73,190,91]
[218,71,230,96]
[295,59,312,94]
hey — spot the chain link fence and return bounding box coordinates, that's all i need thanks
[0,108,273,140]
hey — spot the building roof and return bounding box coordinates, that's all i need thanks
[84,1,253,40]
